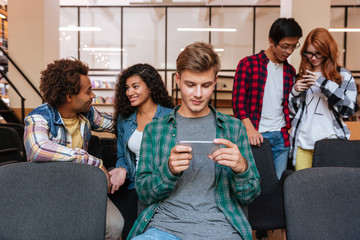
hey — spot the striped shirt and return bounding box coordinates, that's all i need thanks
[24,103,113,167]
[127,105,261,240]
[232,50,295,147]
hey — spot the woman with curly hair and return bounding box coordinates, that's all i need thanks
[289,28,358,170]
[109,63,173,235]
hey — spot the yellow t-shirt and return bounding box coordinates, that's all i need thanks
[63,116,83,150]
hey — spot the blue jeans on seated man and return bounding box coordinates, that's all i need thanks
[132,228,181,240]
[261,131,289,180]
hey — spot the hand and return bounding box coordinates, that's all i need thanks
[100,165,111,193]
[168,145,192,175]
[109,167,127,194]
[294,70,319,92]
[305,70,321,83]
[246,127,263,146]
[209,138,248,174]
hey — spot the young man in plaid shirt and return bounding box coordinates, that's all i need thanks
[232,18,302,180]
[24,59,124,240]
[128,42,260,240]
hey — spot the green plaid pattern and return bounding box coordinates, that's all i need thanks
[127,105,260,240]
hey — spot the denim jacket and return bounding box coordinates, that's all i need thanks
[24,103,113,167]
[116,104,172,189]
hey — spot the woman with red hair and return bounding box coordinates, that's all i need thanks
[289,28,358,170]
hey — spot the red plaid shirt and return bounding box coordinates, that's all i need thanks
[232,50,295,147]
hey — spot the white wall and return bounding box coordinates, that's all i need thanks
[8,0,59,110]
[281,0,331,71]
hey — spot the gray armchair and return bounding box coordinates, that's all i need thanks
[313,139,360,168]
[0,162,108,240]
[284,167,360,240]
[248,138,286,238]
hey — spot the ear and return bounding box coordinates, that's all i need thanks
[66,94,73,103]
[214,75,218,85]
[175,72,181,87]
[269,38,275,47]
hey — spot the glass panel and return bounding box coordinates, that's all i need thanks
[59,7,78,59]
[167,7,209,70]
[211,7,253,70]
[330,7,345,66]
[123,7,165,69]
[255,7,280,54]
[346,7,360,71]
[80,7,121,70]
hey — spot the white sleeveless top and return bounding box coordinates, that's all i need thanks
[128,129,143,170]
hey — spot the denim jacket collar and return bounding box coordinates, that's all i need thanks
[125,104,168,124]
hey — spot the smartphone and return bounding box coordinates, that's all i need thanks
[179,140,220,156]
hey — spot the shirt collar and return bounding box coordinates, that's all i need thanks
[166,104,225,126]
[127,104,164,123]
[259,49,290,66]
[259,50,269,63]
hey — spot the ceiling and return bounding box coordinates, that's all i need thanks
[59,0,360,7]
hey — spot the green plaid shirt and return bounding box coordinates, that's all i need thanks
[127,106,260,240]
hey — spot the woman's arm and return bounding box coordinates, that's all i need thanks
[316,69,358,117]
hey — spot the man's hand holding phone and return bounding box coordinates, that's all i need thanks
[209,138,248,174]
[168,145,192,175]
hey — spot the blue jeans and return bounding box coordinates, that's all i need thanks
[261,131,289,179]
[132,228,181,240]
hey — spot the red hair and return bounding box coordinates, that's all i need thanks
[299,28,342,85]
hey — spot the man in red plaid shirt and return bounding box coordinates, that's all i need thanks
[232,18,302,180]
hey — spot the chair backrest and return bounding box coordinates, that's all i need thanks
[0,126,26,161]
[0,123,25,141]
[100,137,117,168]
[248,138,285,230]
[251,138,280,193]
[312,139,360,168]
[88,134,103,159]
[284,167,360,240]
[88,136,116,169]
[0,148,22,165]
[0,162,108,240]
[0,126,23,151]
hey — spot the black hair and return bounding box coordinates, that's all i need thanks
[269,18,303,46]
[40,59,89,108]
[113,63,174,137]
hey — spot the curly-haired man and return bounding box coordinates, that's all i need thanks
[24,59,124,240]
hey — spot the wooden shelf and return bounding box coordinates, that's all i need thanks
[92,103,113,106]
[92,88,114,90]
[216,90,233,93]
[172,88,232,93]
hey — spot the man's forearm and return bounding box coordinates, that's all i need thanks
[241,118,256,132]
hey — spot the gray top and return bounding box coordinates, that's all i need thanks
[147,111,240,240]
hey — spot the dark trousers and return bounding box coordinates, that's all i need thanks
[109,182,138,239]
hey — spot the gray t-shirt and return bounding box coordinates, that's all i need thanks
[147,111,240,240]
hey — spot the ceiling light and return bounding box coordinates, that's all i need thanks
[82,47,124,52]
[177,27,236,32]
[59,26,102,32]
[89,52,122,56]
[329,28,360,32]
